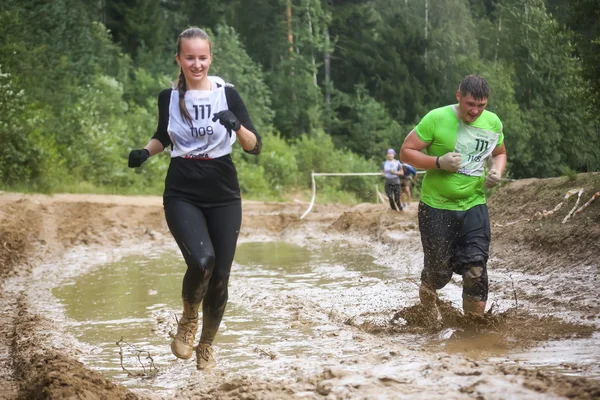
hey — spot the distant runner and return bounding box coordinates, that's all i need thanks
[400,75,507,316]
[381,149,404,211]
[400,163,417,209]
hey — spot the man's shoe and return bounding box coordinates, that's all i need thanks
[169,315,198,359]
[196,343,216,370]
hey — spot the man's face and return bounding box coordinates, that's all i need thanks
[387,152,395,160]
[456,91,488,123]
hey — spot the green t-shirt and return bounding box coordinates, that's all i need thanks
[415,105,504,211]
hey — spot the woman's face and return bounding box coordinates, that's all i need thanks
[176,38,213,89]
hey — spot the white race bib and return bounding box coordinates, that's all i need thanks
[167,87,232,159]
[452,105,500,176]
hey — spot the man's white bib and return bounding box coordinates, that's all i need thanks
[452,105,500,177]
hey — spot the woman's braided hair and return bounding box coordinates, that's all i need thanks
[176,27,212,125]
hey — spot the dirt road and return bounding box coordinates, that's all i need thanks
[0,173,599,399]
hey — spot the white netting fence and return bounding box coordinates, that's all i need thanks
[300,171,425,219]
[298,171,525,219]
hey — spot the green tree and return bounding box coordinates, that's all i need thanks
[105,0,170,65]
[480,62,532,178]
[0,68,64,189]
[328,1,427,123]
[209,25,274,133]
[424,0,481,105]
[328,85,402,160]
[495,0,598,176]
[0,0,126,106]
[545,0,600,114]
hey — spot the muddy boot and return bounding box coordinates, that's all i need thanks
[195,343,216,370]
[169,300,199,360]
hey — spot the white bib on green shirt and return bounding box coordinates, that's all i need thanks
[452,105,500,177]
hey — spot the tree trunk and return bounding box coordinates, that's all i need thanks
[424,0,428,60]
[287,0,294,54]
[494,15,502,66]
[286,0,294,76]
[306,4,317,87]
[324,28,331,105]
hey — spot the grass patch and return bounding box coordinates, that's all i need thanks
[559,165,578,181]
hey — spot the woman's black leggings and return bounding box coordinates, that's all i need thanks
[164,199,241,345]
[385,183,402,210]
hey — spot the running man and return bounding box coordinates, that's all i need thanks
[400,163,417,208]
[381,149,404,211]
[400,75,507,316]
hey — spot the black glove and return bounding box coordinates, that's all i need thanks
[212,110,241,132]
[128,149,150,168]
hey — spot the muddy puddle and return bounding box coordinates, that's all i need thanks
[51,241,409,394]
[45,240,600,397]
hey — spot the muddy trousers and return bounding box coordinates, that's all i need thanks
[385,183,402,210]
[164,199,241,345]
[418,202,490,302]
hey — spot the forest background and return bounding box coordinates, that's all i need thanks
[0,0,598,202]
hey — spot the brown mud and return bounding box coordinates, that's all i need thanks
[487,173,600,321]
[0,173,599,399]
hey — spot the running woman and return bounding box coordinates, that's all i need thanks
[400,75,507,316]
[381,149,404,211]
[128,27,261,369]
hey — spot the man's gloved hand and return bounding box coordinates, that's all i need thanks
[128,149,150,168]
[437,152,462,172]
[485,169,501,188]
[212,110,241,132]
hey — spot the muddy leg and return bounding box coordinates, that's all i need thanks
[170,298,201,360]
[195,203,241,369]
[199,276,229,345]
[164,199,217,359]
[393,184,402,211]
[385,184,396,210]
[419,283,438,309]
[193,275,228,370]
[172,257,214,359]
[182,298,200,319]
[192,277,227,370]
[463,299,486,314]
[405,185,412,205]
[419,283,442,327]
[182,264,213,306]
[462,264,488,315]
